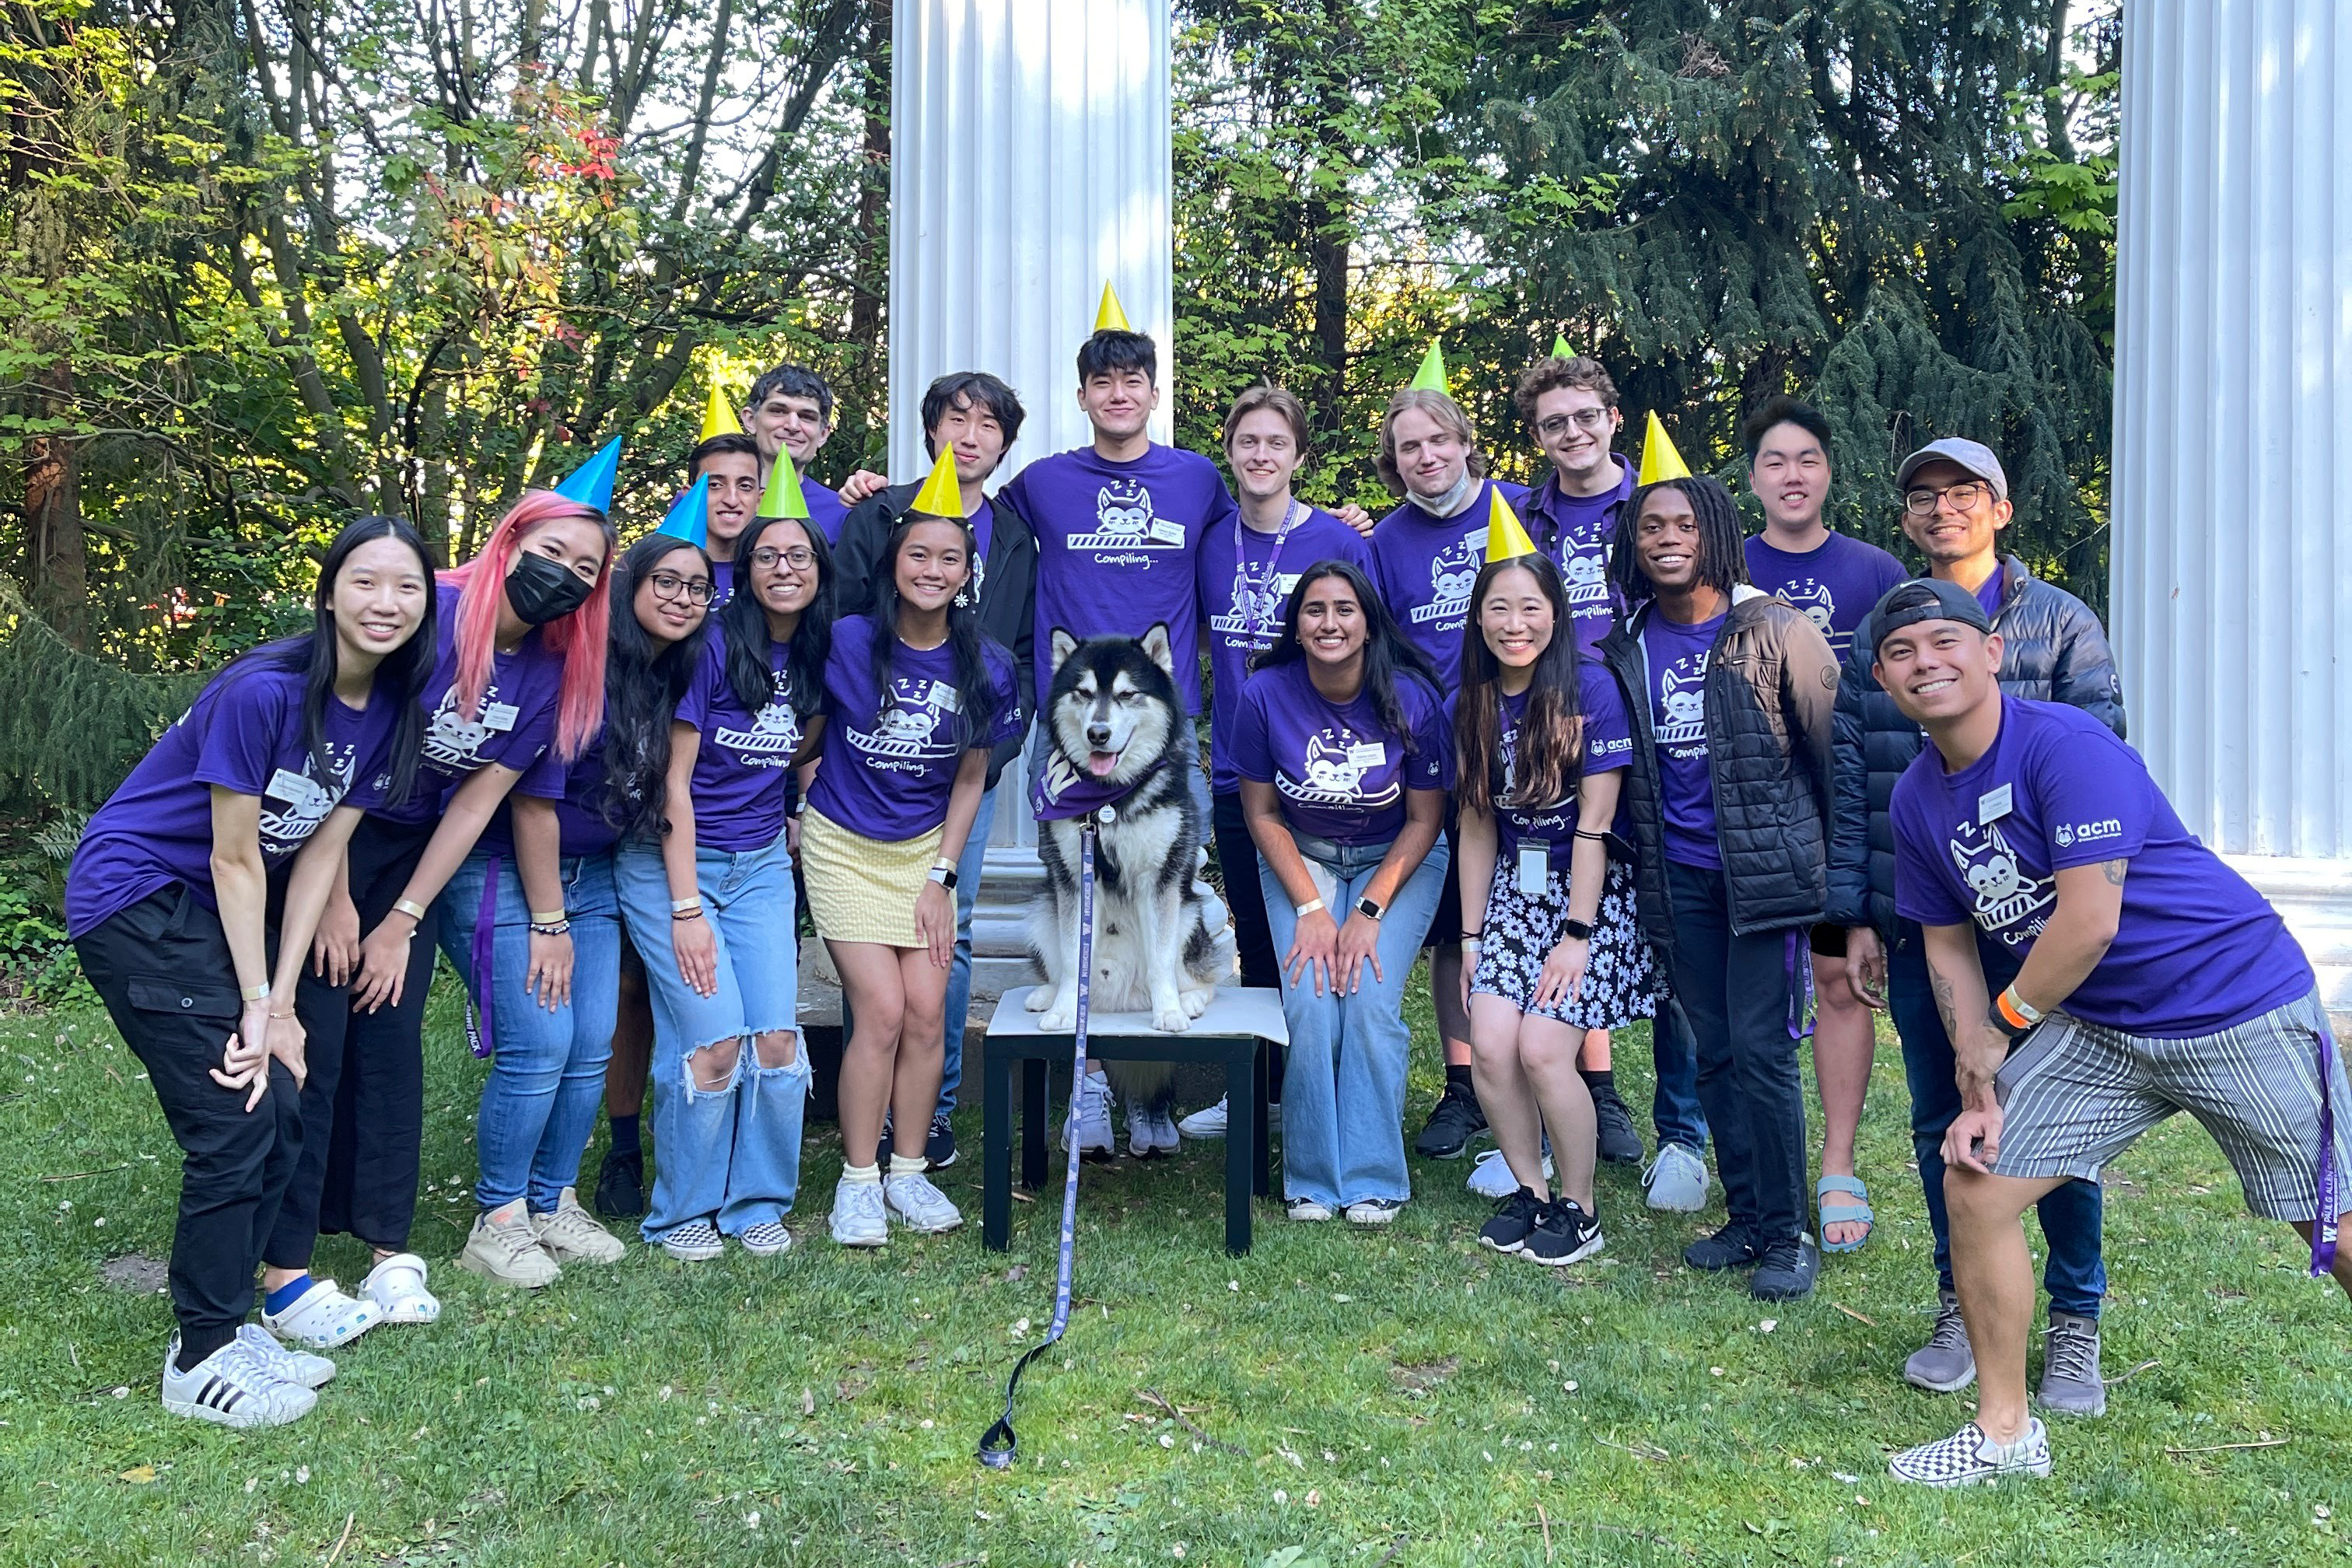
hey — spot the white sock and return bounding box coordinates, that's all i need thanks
[841,1162,880,1187]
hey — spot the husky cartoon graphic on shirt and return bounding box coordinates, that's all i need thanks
[422,681,528,775]
[1945,820,2056,943]
[1407,533,1486,628]
[1206,555,1301,649]
[257,742,360,856]
[1278,728,1396,810]
[848,675,964,771]
[1652,655,1709,758]
[1553,518,1615,621]
[714,675,802,769]
[1066,478,1188,553]
[1771,579,1839,646]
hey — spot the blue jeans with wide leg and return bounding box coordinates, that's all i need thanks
[1259,830,1450,1210]
[1886,919,2106,1316]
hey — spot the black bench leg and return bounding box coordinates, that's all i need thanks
[1021,1055,1048,1191]
[984,1044,1012,1251]
[1224,1046,1254,1255]
[1251,1037,1271,1197]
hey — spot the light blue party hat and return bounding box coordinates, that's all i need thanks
[655,473,709,546]
[551,436,622,513]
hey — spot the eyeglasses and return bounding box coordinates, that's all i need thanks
[1904,481,1989,516]
[1535,408,1612,439]
[751,546,817,571]
[648,571,713,606]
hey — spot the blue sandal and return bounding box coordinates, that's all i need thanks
[1816,1174,1874,1253]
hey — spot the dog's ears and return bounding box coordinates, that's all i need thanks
[1139,622,1174,677]
[1049,628,1077,673]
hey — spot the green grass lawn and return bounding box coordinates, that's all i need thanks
[1,971,2345,1566]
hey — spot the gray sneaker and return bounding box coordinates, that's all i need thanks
[1904,1288,1977,1393]
[1641,1142,1709,1212]
[2037,1311,2106,1416]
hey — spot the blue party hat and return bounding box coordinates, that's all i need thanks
[551,436,622,513]
[655,473,709,546]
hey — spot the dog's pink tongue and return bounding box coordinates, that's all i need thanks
[1087,751,1120,778]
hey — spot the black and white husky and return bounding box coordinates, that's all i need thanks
[1026,626,1234,1112]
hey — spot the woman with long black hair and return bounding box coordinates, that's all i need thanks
[614,508,828,1261]
[68,516,437,1426]
[261,485,617,1346]
[1235,558,1451,1225]
[801,463,1022,1248]
[1454,543,1655,1269]
[443,533,716,1286]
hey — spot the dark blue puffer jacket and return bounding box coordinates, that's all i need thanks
[1825,555,2126,933]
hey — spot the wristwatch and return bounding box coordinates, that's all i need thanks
[1356,895,1385,921]
[1560,917,1592,941]
[928,860,958,890]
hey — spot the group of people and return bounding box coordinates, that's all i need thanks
[72,301,2347,1490]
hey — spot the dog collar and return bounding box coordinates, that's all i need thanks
[1031,751,1169,823]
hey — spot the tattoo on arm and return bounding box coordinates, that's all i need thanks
[2102,858,2128,886]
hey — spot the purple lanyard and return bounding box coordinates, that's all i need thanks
[2312,1019,2340,1277]
[1234,501,1305,648]
[460,853,501,1059]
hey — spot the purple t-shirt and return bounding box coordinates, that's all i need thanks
[1743,532,1909,660]
[809,614,1023,842]
[1367,478,1532,687]
[1230,660,1450,846]
[1638,608,1725,870]
[1892,698,2311,1038]
[805,479,847,547]
[1466,661,1635,872]
[1524,464,1632,655]
[1198,503,1374,794]
[1000,443,1238,713]
[478,746,628,862]
[674,632,802,852]
[1974,566,2006,622]
[371,583,565,828]
[66,663,401,938]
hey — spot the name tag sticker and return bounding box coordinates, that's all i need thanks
[928,680,961,712]
[482,702,520,733]
[264,768,311,802]
[1977,782,2013,826]
[1517,842,1550,897]
[1276,572,1303,595]
[1149,519,1186,545]
[1346,742,1387,769]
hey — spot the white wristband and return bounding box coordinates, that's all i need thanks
[1295,898,1325,918]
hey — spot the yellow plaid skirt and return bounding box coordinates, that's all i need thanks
[800,807,944,948]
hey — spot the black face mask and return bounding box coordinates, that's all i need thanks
[506,551,594,625]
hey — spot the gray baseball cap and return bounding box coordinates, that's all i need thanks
[1860,578,1994,657]
[1895,437,2007,501]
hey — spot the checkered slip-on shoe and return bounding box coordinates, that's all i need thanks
[1888,1419,2052,1486]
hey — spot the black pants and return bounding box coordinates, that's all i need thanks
[1210,788,1280,989]
[1667,862,1808,1247]
[266,814,437,1266]
[78,887,303,1364]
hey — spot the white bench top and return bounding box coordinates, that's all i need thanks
[985,985,1290,1046]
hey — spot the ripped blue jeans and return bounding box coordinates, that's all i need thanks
[614,828,807,1241]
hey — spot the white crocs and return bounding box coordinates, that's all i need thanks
[362,1252,441,1325]
[260,1276,382,1349]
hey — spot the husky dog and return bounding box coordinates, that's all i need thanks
[1027,626,1234,1111]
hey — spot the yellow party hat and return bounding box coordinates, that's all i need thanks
[1485,486,1539,565]
[909,443,963,518]
[699,380,744,443]
[757,447,810,520]
[1094,282,1131,334]
[1409,340,1449,394]
[1637,410,1692,485]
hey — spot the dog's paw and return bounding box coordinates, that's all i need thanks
[1179,988,1212,1018]
[1151,1006,1193,1034]
[1038,1003,1079,1032]
[1024,984,1054,1013]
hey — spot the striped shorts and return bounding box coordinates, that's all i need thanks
[1990,987,2350,1220]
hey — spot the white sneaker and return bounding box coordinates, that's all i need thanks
[1066,1072,1115,1160]
[1344,1198,1405,1226]
[460,1205,562,1289]
[829,1178,889,1247]
[1178,1097,1230,1138]
[739,1221,792,1255]
[260,1276,380,1349]
[1467,1147,1554,1199]
[1285,1198,1334,1223]
[233,1323,335,1389]
[658,1218,726,1262]
[531,1187,627,1265]
[884,1171,964,1234]
[161,1333,315,1429]
[1642,1142,1710,1213]
[362,1252,441,1324]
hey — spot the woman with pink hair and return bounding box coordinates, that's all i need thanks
[260,488,615,1348]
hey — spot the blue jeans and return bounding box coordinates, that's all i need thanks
[935,783,997,1116]
[1259,829,1451,1209]
[1650,997,1708,1153]
[614,830,808,1241]
[442,850,621,1213]
[1887,920,2106,1315]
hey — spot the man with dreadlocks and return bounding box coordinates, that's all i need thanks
[1596,467,1841,1302]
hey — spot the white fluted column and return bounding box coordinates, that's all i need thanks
[890,0,1174,981]
[2112,0,2352,1024]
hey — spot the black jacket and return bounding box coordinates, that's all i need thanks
[1597,586,1841,981]
[834,480,1038,787]
[1825,554,2126,933]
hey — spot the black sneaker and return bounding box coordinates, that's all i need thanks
[593,1148,644,1220]
[1413,1082,1487,1160]
[924,1112,957,1171]
[1682,1223,1763,1272]
[1590,1081,1644,1165]
[1477,1187,1545,1255]
[1750,1234,1820,1300]
[1523,1199,1605,1267]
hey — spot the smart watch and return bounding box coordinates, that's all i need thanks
[1356,896,1385,921]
